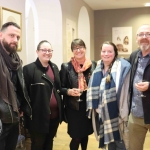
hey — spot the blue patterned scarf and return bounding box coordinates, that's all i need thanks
[87,59,121,148]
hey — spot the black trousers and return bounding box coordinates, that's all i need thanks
[108,140,126,150]
[0,122,19,150]
[29,117,59,150]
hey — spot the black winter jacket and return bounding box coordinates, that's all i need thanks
[0,66,32,123]
[128,49,150,124]
[60,61,96,110]
[23,58,63,133]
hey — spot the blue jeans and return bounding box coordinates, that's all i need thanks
[0,122,19,150]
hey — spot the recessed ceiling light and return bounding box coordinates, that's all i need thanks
[145,3,150,6]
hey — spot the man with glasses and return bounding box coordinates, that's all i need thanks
[128,24,150,150]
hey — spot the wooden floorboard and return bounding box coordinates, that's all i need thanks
[25,122,150,150]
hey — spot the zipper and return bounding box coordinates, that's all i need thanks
[42,74,53,115]
[8,104,13,123]
[31,83,45,86]
[22,73,32,120]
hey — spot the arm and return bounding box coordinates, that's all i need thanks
[60,63,69,95]
[60,63,79,97]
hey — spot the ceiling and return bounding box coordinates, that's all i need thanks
[83,0,150,10]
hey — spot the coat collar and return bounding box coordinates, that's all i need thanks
[35,58,58,83]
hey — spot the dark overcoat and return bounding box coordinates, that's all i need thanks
[23,58,63,133]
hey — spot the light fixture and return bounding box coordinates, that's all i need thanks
[145,3,150,6]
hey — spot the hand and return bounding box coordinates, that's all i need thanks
[18,108,24,117]
[67,88,81,96]
[135,81,149,92]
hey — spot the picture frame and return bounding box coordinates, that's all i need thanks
[112,27,132,55]
[0,7,22,51]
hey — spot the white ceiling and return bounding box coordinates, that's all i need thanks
[83,0,150,10]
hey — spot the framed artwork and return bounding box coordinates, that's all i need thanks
[0,7,22,51]
[112,27,132,55]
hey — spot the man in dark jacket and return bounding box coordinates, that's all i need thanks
[0,22,32,150]
[128,24,150,150]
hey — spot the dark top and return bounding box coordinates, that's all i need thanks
[46,65,59,119]
[128,49,150,124]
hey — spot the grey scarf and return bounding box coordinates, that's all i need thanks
[0,42,22,112]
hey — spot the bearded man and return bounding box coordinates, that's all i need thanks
[0,22,32,150]
[128,24,150,150]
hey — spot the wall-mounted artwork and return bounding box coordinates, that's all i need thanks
[0,7,22,51]
[112,27,132,55]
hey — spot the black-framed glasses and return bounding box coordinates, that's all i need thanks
[39,49,53,53]
[73,46,84,52]
[137,33,150,38]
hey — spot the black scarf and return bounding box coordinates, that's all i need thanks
[0,41,22,112]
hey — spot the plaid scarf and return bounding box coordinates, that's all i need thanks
[87,59,121,148]
[71,57,92,91]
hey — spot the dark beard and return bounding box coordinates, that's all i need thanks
[2,39,18,53]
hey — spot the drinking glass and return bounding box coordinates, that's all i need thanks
[76,89,83,102]
[136,80,147,97]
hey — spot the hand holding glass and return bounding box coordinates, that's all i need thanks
[76,89,83,102]
[135,80,147,97]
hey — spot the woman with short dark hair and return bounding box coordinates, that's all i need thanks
[60,38,96,150]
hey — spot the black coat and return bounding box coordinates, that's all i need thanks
[0,66,32,123]
[60,61,96,138]
[23,58,63,133]
[60,61,97,110]
[128,49,150,124]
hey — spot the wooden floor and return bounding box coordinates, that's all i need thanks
[25,122,150,150]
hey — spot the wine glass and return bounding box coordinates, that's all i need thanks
[76,89,83,102]
[136,80,147,97]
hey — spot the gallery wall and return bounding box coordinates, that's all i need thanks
[0,0,94,68]
[94,7,150,61]
[59,0,95,62]
[0,0,27,64]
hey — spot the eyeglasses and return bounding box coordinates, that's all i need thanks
[39,49,53,53]
[137,33,150,38]
[73,46,84,52]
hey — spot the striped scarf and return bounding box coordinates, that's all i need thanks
[87,59,121,148]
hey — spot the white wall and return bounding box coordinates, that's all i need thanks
[78,6,90,58]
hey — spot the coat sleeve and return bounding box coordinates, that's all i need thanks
[119,70,131,122]
[60,63,69,95]
[23,65,33,95]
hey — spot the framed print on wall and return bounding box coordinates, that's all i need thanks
[112,27,132,55]
[0,7,22,51]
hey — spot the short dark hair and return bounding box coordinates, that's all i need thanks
[1,22,20,31]
[101,41,118,58]
[71,38,86,51]
[37,40,51,50]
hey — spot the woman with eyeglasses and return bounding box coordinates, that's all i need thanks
[23,40,63,150]
[60,38,96,150]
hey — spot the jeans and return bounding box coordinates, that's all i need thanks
[0,122,19,150]
[30,117,59,150]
